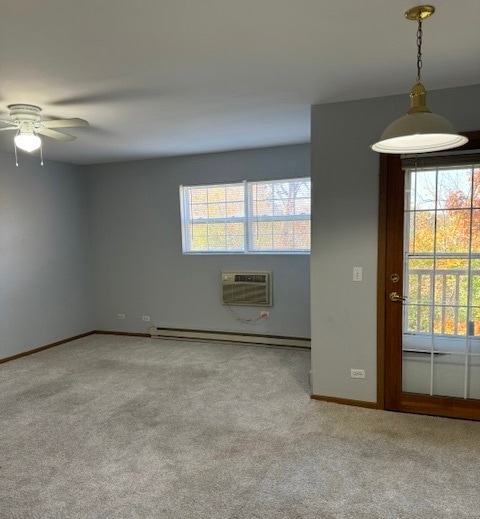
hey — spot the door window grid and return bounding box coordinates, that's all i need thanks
[403,163,480,398]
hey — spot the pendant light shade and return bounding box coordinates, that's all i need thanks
[371,82,468,153]
[371,5,468,154]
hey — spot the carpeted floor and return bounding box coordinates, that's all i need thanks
[0,335,479,519]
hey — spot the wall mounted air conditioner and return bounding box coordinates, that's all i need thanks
[221,271,272,306]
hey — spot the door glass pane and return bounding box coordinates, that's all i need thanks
[408,211,435,253]
[403,163,480,399]
[432,353,466,398]
[402,353,431,394]
[468,357,480,399]
[472,210,480,252]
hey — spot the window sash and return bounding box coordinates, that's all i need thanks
[247,178,311,253]
[181,182,246,253]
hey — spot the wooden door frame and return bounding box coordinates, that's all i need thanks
[377,153,403,410]
[377,131,480,419]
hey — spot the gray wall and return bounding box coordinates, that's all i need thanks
[0,152,93,359]
[310,83,480,402]
[85,144,310,337]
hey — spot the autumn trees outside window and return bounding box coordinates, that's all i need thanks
[180,178,311,254]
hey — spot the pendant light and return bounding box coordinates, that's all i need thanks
[371,5,468,154]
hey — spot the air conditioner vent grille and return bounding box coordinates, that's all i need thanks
[221,270,272,306]
[234,274,266,283]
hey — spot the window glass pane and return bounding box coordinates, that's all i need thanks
[437,168,473,210]
[433,259,469,306]
[410,169,437,211]
[436,209,471,254]
[273,236,294,250]
[254,200,273,216]
[207,223,226,249]
[225,223,244,250]
[469,307,480,337]
[189,223,208,251]
[208,202,226,219]
[472,210,480,252]
[191,203,208,220]
[204,223,244,252]
[227,202,244,218]
[191,188,207,204]
[226,186,244,202]
[408,211,435,253]
[294,197,310,215]
[431,305,468,336]
[208,186,226,203]
[472,267,480,307]
[474,168,480,208]
[293,220,310,235]
[406,258,434,305]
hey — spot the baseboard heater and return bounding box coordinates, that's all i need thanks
[149,327,310,348]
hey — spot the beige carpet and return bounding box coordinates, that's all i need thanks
[0,335,479,518]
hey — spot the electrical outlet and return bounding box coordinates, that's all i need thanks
[351,368,365,379]
[260,311,269,318]
[353,266,363,282]
[117,313,126,320]
[142,315,150,322]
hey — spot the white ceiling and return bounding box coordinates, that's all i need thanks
[0,0,479,165]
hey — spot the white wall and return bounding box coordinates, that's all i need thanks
[85,144,311,337]
[0,152,93,359]
[310,83,480,402]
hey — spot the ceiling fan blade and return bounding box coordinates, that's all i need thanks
[41,118,89,129]
[0,126,16,131]
[36,127,76,141]
[51,88,163,106]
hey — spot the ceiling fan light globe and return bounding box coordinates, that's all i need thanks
[14,133,41,152]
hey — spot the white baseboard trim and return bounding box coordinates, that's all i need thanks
[149,326,310,349]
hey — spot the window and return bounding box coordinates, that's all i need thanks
[180,178,310,254]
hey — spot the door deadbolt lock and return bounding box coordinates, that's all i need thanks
[390,273,400,283]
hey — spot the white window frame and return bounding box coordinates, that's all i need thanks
[180,178,310,255]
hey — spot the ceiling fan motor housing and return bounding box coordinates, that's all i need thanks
[8,104,42,124]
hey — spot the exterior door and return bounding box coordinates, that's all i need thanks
[379,132,480,420]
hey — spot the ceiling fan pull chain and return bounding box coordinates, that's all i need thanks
[14,143,19,167]
[40,142,44,166]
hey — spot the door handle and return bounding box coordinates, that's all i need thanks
[389,291,407,302]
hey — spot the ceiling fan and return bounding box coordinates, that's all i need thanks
[0,104,89,159]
